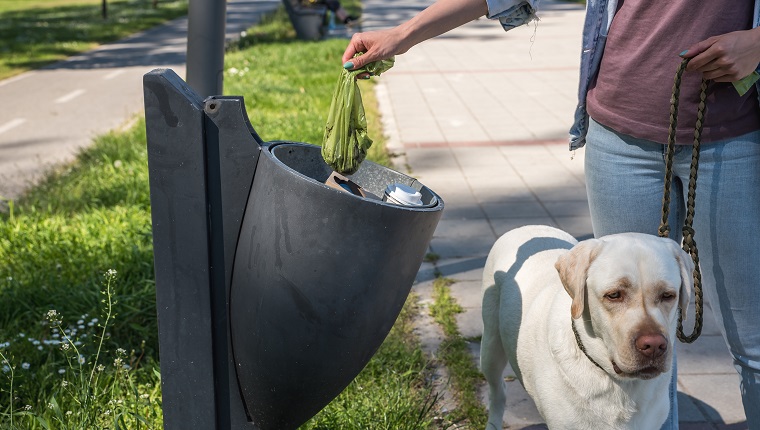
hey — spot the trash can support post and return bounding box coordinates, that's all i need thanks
[143,69,260,429]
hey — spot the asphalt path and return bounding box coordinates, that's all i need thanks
[0,0,280,201]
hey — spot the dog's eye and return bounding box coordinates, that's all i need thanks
[604,291,623,301]
[661,292,677,301]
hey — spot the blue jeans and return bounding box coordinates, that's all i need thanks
[585,118,760,429]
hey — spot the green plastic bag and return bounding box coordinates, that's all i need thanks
[322,56,395,175]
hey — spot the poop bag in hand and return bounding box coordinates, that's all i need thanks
[322,56,394,175]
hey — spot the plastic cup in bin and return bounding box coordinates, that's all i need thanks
[383,183,424,206]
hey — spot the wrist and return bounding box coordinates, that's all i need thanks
[394,22,416,54]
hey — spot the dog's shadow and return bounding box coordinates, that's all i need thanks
[495,378,747,429]
[678,392,748,429]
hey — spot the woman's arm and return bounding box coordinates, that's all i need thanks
[682,26,760,82]
[342,0,488,70]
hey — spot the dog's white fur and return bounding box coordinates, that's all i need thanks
[480,225,694,430]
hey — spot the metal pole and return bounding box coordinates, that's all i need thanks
[186,0,227,98]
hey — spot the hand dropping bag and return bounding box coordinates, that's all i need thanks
[321,56,394,175]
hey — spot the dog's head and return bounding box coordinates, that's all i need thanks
[554,233,694,380]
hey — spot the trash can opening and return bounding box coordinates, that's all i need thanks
[269,142,441,208]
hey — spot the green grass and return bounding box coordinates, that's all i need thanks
[0,122,161,428]
[0,2,441,428]
[0,0,189,80]
[302,294,440,430]
[430,277,488,428]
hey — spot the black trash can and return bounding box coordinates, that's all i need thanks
[281,0,327,41]
[143,69,444,430]
[230,141,442,428]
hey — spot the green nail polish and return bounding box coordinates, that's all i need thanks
[343,61,354,69]
[679,50,688,57]
[362,75,371,80]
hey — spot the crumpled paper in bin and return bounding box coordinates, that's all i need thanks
[321,56,394,175]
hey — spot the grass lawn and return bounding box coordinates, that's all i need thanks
[0,0,189,80]
[0,3,448,429]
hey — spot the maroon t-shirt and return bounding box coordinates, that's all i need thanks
[587,0,760,144]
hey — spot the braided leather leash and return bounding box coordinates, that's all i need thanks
[658,58,706,343]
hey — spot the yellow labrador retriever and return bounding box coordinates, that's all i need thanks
[480,225,693,430]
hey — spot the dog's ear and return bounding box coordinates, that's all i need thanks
[555,239,602,319]
[668,241,695,314]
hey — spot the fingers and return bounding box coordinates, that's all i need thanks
[680,38,721,77]
[686,44,745,82]
[342,28,401,70]
[681,30,760,82]
[680,36,717,61]
[342,34,364,65]
[340,36,374,79]
[697,59,742,82]
[342,33,384,70]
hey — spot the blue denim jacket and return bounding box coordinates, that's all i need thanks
[487,0,760,150]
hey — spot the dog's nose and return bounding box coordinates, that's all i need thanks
[635,334,668,358]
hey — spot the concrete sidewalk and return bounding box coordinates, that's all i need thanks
[363,0,749,428]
